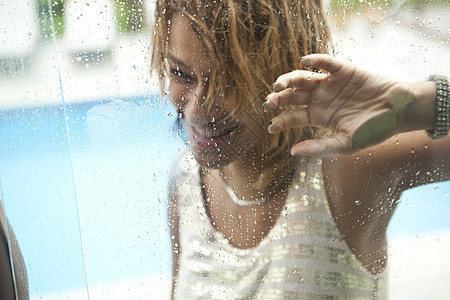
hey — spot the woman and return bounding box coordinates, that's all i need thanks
[151,0,449,298]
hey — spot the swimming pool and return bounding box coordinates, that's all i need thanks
[0,96,449,298]
[0,95,184,297]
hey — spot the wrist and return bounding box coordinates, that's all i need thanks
[398,81,436,133]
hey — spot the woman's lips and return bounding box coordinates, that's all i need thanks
[189,125,237,148]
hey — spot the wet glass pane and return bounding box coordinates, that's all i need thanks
[1,0,182,298]
[328,1,450,298]
[0,0,449,299]
[0,0,89,298]
[58,0,183,296]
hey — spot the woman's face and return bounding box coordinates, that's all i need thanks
[167,15,268,168]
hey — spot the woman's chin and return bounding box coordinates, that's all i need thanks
[190,145,235,169]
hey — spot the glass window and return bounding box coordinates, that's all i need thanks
[0,0,448,298]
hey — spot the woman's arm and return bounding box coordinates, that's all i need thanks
[264,54,448,157]
[264,53,449,192]
[320,131,449,274]
[264,54,449,273]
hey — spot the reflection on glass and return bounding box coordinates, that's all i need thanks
[1,0,181,298]
[0,0,89,298]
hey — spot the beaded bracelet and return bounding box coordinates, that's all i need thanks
[426,75,449,139]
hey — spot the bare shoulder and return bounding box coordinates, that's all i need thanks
[323,131,449,274]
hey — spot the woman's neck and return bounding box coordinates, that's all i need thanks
[218,148,296,201]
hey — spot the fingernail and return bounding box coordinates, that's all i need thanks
[301,57,312,67]
[298,56,305,63]
[262,99,275,112]
[272,82,284,92]
[267,121,277,133]
[270,82,275,91]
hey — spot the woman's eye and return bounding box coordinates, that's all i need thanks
[170,68,194,83]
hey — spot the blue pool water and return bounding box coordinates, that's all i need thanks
[0,95,449,297]
[0,95,184,296]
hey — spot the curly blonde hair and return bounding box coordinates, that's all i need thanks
[151,0,331,189]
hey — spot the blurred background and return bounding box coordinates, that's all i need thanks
[0,0,448,299]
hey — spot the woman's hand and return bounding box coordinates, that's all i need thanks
[263,54,433,156]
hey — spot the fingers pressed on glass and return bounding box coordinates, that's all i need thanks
[268,108,309,134]
[272,70,326,92]
[263,89,311,112]
[300,54,346,74]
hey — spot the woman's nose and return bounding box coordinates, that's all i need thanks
[184,83,209,122]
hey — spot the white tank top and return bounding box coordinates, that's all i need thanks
[171,150,387,299]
